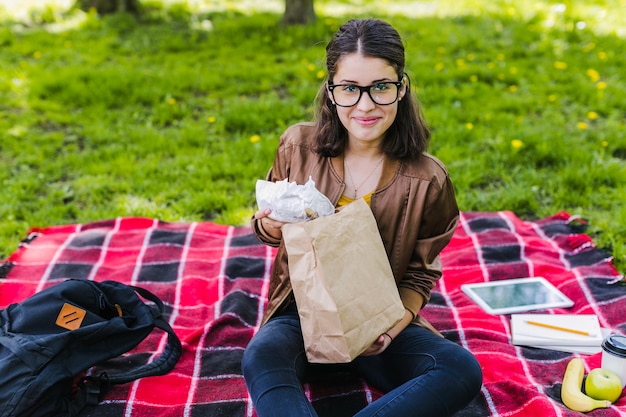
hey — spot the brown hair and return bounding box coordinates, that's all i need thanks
[313,18,430,159]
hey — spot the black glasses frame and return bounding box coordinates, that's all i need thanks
[327,81,404,107]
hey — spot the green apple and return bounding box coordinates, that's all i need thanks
[584,368,623,403]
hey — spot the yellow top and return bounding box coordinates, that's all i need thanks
[337,191,374,207]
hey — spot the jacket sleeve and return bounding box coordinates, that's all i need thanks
[250,132,291,247]
[398,174,459,318]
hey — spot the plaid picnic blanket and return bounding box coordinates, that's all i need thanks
[1,211,625,417]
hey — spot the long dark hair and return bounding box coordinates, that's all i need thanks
[314,18,430,160]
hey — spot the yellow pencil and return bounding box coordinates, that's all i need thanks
[525,320,590,336]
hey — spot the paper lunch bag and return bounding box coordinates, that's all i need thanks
[282,198,405,363]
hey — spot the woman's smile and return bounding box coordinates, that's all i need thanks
[354,116,381,126]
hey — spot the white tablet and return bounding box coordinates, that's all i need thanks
[461,277,574,315]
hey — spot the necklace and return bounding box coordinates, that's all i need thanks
[344,156,384,199]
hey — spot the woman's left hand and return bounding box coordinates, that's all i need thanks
[360,333,392,356]
[360,308,415,357]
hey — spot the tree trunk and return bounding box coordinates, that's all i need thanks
[75,0,140,15]
[283,0,316,25]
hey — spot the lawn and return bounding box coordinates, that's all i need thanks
[0,0,625,272]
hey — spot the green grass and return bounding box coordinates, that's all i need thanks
[1,0,625,272]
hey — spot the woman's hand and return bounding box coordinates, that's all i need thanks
[360,333,392,356]
[360,308,414,357]
[254,208,286,239]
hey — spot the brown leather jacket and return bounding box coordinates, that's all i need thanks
[252,123,459,334]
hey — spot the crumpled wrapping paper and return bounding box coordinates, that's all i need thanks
[255,177,335,223]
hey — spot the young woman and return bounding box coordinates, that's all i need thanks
[242,18,483,416]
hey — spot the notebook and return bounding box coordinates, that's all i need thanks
[510,314,604,347]
[523,328,613,355]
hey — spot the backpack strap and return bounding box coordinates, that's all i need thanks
[70,286,182,414]
[131,285,166,312]
[104,285,182,383]
[106,315,182,385]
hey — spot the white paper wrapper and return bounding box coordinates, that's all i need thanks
[256,177,335,223]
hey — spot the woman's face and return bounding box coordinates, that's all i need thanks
[329,53,404,148]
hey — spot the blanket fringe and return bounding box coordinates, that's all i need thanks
[565,234,594,253]
[551,211,589,234]
[607,275,626,285]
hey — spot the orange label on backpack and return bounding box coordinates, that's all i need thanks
[55,303,87,331]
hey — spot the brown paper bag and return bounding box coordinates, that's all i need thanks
[282,198,405,363]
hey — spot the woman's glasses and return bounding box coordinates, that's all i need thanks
[327,81,403,107]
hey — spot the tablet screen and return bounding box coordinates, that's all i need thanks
[461,277,574,315]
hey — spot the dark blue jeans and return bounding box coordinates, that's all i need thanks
[241,306,482,417]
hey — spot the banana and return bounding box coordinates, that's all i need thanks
[561,358,612,412]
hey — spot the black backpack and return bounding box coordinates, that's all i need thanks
[0,279,182,417]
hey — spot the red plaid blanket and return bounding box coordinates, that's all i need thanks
[1,211,625,417]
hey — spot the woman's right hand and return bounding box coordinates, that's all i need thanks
[254,208,286,239]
